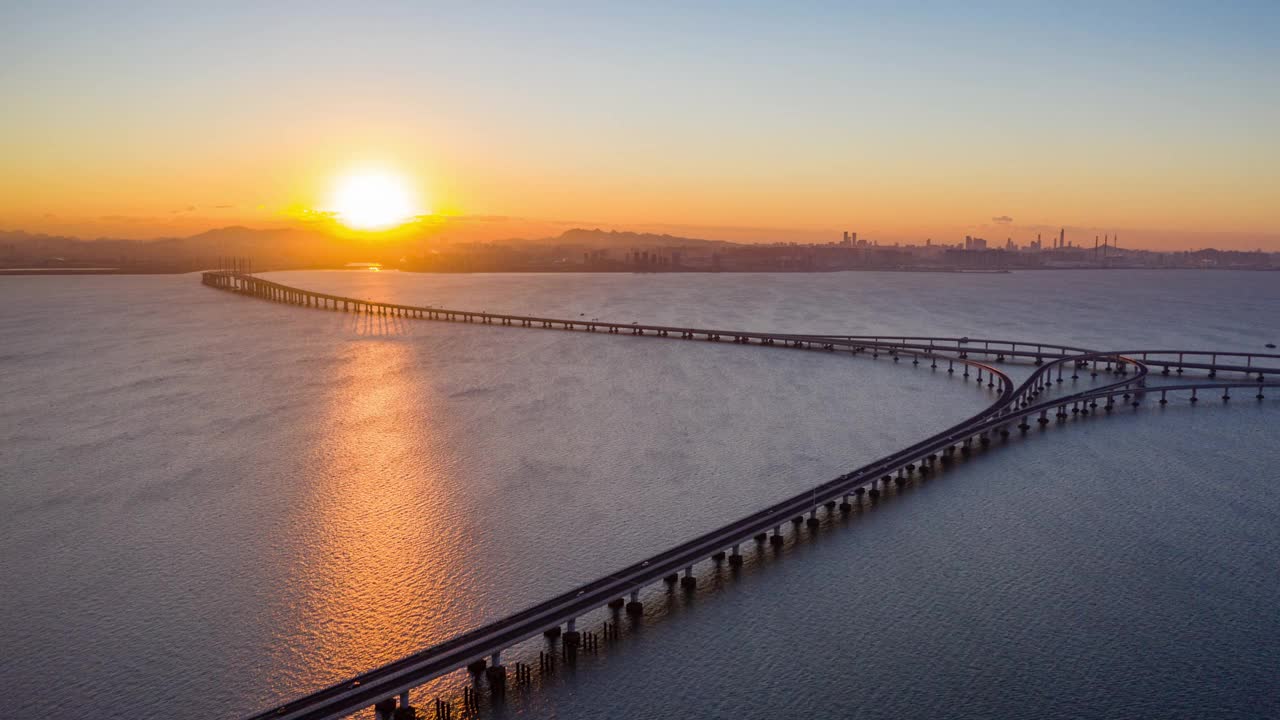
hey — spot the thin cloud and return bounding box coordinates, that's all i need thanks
[992,215,1013,224]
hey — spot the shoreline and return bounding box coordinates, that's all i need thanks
[3,266,1277,276]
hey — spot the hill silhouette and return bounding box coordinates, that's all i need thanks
[0,224,733,271]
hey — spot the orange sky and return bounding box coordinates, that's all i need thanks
[2,4,1276,250]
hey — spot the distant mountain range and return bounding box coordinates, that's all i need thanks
[525,228,731,248]
[0,225,734,270]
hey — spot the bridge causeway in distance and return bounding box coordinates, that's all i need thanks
[201,270,1278,720]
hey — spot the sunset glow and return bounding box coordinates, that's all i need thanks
[0,4,1275,250]
[327,172,422,231]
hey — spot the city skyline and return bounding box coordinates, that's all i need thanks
[3,2,1277,249]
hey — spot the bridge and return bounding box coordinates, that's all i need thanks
[201,271,1279,720]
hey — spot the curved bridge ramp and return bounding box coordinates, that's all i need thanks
[201,272,1279,720]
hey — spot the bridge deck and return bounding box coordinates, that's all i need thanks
[198,272,1279,720]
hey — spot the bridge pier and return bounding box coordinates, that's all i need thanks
[563,618,581,650]
[486,652,507,690]
[374,697,398,720]
[770,526,784,546]
[626,589,644,615]
[680,566,696,589]
[729,543,744,566]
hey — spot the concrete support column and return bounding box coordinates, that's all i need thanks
[374,698,398,720]
[680,565,696,589]
[626,589,644,615]
[770,525,784,546]
[486,651,507,689]
[563,617,581,649]
[729,542,744,566]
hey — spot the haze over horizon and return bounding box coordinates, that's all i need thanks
[3,2,1277,250]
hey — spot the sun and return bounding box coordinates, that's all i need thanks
[327,171,422,230]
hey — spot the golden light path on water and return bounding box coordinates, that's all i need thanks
[266,322,479,701]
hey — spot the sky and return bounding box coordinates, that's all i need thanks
[2,1,1277,249]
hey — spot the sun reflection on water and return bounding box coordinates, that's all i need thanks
[269,337,478,691]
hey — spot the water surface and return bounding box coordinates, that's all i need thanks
[0,270,1276,719]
